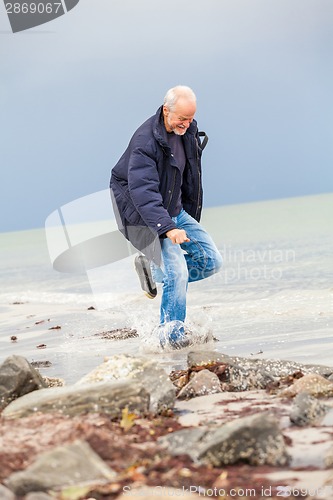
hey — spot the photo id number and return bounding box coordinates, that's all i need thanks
[6,2,62,14]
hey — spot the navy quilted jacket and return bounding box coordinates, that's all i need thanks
[110,106,205,257]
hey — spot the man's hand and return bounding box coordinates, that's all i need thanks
[166,228,190,244]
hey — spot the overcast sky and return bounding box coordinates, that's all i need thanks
[1,0,332,232]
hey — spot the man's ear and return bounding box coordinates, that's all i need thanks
[163,105,169,116]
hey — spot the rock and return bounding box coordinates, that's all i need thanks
[5,440,116,496]
[77,354,147,384]
[280,373,333,398]
[187,351,232,368]
[186,354,265,392]
[76,354,176,413]
[2,380,149,419]
[221,364,276,391]
[290,392,331,426]
[0,355,47,410]
[187,352,333,379]
[0,484,16,500]
[42,376,65,387]
[197,412,289,467]
[177,369,222,400]
[131,360,176,413]
[186,352,333,393]
[174,356,275,392]
[158,411,289,467]
[117,486,200,499]
[158,427,208,459]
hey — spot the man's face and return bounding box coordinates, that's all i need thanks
[163,98,196,136]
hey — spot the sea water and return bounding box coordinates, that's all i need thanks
[0,194,332,383]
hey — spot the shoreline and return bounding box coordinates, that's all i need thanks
[2,298,333,387]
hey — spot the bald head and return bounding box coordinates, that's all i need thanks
[163,85,196,112]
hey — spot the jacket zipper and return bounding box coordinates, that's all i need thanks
[194,137,202,219]
[166,167,177,211]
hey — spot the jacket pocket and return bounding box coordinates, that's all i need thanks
[123,204,143,225]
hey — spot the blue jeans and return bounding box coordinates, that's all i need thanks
[151,209,223,325]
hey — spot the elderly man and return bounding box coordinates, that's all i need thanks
[110,85,222,349]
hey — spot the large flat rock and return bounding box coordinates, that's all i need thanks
[5,440,115,496]
[2,380,149,419]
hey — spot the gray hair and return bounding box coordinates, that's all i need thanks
[163,85,196,111]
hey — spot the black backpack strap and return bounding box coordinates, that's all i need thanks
[199,131,209,150]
